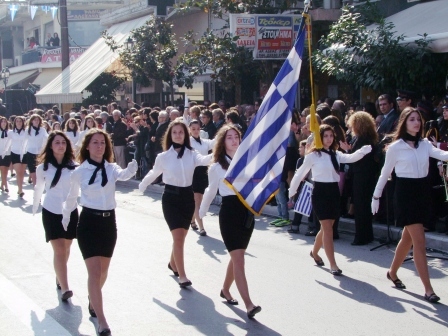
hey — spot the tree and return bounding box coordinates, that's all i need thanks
[102,17,193,105]
[176,0,300,103]
[82,72,125,106]
[313,1,448,97]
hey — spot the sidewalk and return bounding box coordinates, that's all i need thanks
[122,179,448,254]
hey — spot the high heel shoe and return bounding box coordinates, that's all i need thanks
[88,296,97,318]
[168,262,179,277]
[310,251,324,266]
[220,290,238,305]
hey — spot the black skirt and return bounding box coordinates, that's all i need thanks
[219,195,254,252]
[192,166,208,194]
[26,152,38,173]
[42,207,78,242]
[162,184,195,231]
[77,207,117,259]
[11,152,27,164]
[394,176,430,227]
[312,182,340,220]
[0,154,11,167]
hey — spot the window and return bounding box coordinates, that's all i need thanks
[68,20,103,47]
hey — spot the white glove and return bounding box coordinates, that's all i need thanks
[359,145,372,155]
[288,189,296,199]
[127,159,138,174]
[371,198,380,215]
[138,180,148,193]
[61,217,69,231]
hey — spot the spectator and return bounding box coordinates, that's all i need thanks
[111,110,128,169]
[200,110,217,139]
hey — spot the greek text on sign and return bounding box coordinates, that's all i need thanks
[258,17,292,27]
[41,47,87,64]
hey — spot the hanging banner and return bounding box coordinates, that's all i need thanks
[9,4,19,21]
[30,5,38,20]
[229,14,302,60]
[41,47,87,63]
[51,6,58,19]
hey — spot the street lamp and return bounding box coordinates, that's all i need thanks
[1,67,10,113]
[124,37,135,102]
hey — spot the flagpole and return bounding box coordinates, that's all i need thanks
[302,0,322,148]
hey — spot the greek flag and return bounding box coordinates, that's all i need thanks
[294,181,313,217]
[224,19,306,215]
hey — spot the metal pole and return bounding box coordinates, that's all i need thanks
[60,0,69,70]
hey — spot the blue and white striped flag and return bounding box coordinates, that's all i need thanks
[294,181,313,216]
[224,19,306,215]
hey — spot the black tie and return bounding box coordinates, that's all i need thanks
[192,136,201,145]
[172,143,186,158]
[87,158,108,187]
[32,126,40,136]
[0,128,6,139]
[321,149,339,173]
[48,158,76,188]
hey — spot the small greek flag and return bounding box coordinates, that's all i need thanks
[224,18,306,215]
[294,181,313,217]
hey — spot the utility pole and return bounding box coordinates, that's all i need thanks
[60,0,69,70]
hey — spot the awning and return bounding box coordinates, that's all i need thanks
[35,14,154,104]
[33,68,61,88]
[0,70,38,90]
[384,0,448,53]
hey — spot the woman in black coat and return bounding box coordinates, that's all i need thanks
[346,112,379,245]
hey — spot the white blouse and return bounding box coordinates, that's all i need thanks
[190,137,215,155]
[75,130,89,148]
[373,139,448,198]
[62,160,137,221]
[139,146,212,190]
[65,130,80,149]
[199,161,235,218]
[0,132,12,158]
[33,163,75,215]
[26,127,48,154]
[289,145,371,198]
[8,129,28,160]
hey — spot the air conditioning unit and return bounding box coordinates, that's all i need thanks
[15,56,21,66]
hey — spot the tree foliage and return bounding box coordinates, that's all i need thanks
[102,17,194,104]
[83,72,125,106]
[313,2,447,96]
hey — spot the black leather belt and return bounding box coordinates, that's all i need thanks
[82,207,114,217]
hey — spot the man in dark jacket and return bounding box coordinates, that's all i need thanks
[111,110,128,168]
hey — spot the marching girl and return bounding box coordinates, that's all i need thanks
[76,115,97,149]
[0,116,12,192]
[189,119,216,236]
[372,107,448,303]
[33,131,78,301]
[8,116,28,197]
[26,114,48,186]
[199,125,261,319]
[289,124,371,275]
[139,120,212,288]
[62,129,137,336]
[64,118,80,149]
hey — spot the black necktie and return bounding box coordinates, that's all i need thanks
[32,126,39,136]
[0,128,6,139]
[87,158,108,187]
[48,158,76,188]
[321,149,339,173]
[192,136,201,145]
[172,143,186,158]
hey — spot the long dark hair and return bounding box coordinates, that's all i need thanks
[78,129,114,163]
[14,116,26,132]
[28,114,43,135]
[0,116,10,130]
[64,117,79,134]
[37,131,75,169]
[309,124,338,154]
[212,125,241,170]
[392,107,423,141]
[162,120,192,151]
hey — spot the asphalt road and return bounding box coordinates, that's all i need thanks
[0,180,447,335]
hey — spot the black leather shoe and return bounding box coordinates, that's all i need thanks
[168,263,179,277]
[220,290,238,305]
[247,306,262,319]
[98,328,111,336]
[61,290,73,301]
[305,231,317,236]
[179,281,192,288]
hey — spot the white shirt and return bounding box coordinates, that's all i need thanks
[0,132,12,158]
[75,130,89,148]
[62,160,137,221]
[190,137,215,155]
[139,146,212,190]
[373,139,448,197]
[8,129,28,160]
[65,130,80,149]
[289,145,371,198]
[199,161,235,218]
[26,127,48,154]
[33,163,75,215]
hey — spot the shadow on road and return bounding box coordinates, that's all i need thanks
[194,234,227,263]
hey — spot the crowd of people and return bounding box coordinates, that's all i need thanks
[1,90,447,334]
